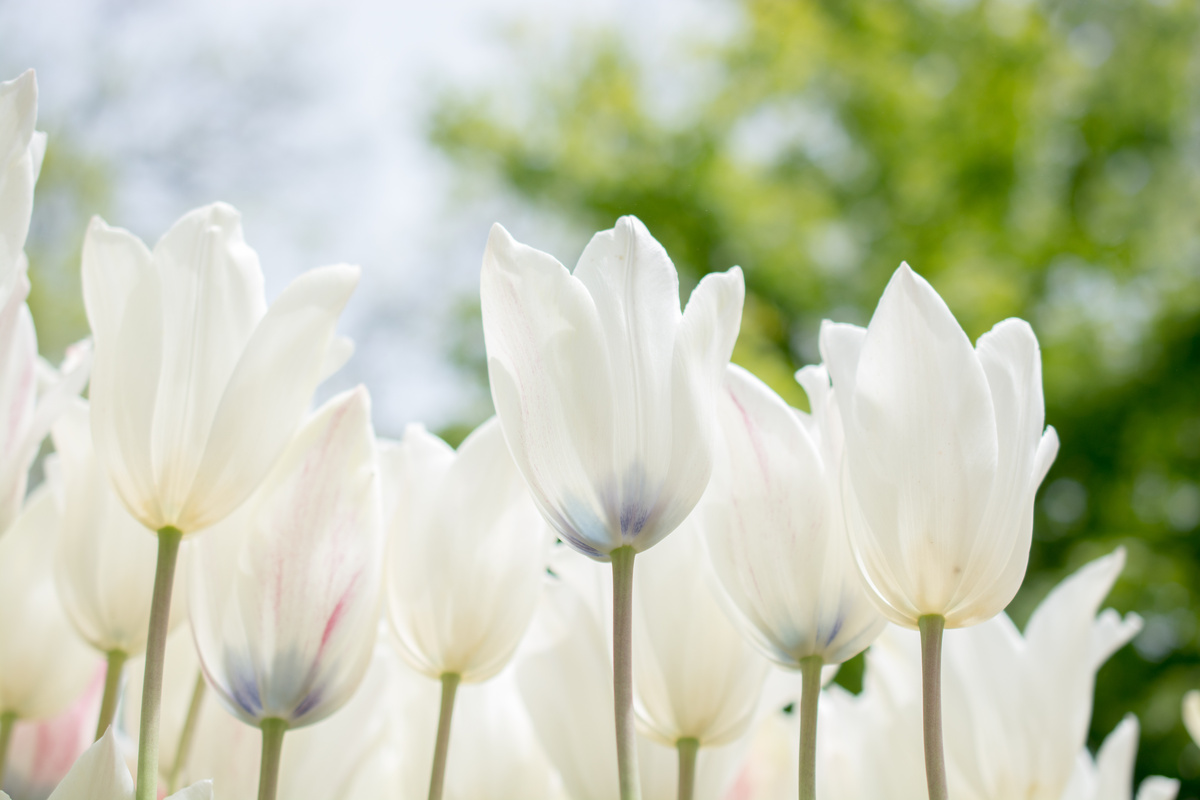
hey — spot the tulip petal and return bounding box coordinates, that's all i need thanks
[1183,690,1200,747]
[183,263,360,532]
[82,217,165,529]
[148,204,268,515]
[0,276,36,532]
[481,223,615,556]
[192,387,382,728]
[165,781,214,800]
[642,265,744,551]
[0,70,37,298]
[46,728,132,800]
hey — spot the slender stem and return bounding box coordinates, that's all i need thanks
[94,649,128,740]
[0,711,16,789]
[167,672,207,793]
[427,672,461,800]
[919,614,948,800]
[798,655,823,800]
[676,737,699,800]
[611,546,641,800]
[257,718,288,800]
[134,526,184,800]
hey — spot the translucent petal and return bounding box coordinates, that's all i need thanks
[45,728,132,800]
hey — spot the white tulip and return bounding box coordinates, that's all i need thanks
[383,418,550,683]
[36,728,211,800]
[82,203,358,535]
[632,521,770,748]
[480,216,743,559]
[0,483,99,724]
[52,399,188,657]
[518,547,746,800]
[0,69,42,305]
[704,362,887,666]
[189,387,383,730]
[820,263,1059,628]
[811,549,1146,800]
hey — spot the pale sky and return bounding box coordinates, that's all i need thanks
[0,0,735,436]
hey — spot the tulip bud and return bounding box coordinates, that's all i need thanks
[480,217,744,559]
[82,203,359,535]
[189,387,383,729]
[821,263,1059,628]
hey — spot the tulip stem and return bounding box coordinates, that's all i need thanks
[0,710,15,789]
[427,672,461,800]
[257,717,288,800]
[798,655,823,800]
[168,672,208,793]
[919,614,948,800]
[676,737,699,800]
[134,526,184,800]
[611,546,641,800]
[95,649,128,740]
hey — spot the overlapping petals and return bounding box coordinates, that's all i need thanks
[821,263,1059,627]
[481,217,744,558]
[383,418,550,682]
[189,387,383,728]
[82,203,359,534]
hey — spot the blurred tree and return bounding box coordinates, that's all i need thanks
[432,0,1200,790]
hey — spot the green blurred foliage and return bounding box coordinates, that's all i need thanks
[431,0,1200,790]
[26,132,112,362]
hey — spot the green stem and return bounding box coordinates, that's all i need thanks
[167,672,207,793]
[676,737,699,800]
[257,718,288,800]
[0,711,15,790]
[798,655,823,800]
[611,546,641,800]
[95,649,128,741]
[919,614,948,800]
[134,526,183,800]
[427,672,461,800]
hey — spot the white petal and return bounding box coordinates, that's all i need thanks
[46,727,132,800]
[82,217,165,529]
[481,222,616,556]
[319,335,355,382]
[147,203,268,517]
[191,387,382,728]
[1093,715,1138,800]
[1136,778,1181,800]
[634,519,769,746]
[0,70,37,299]
[705,364,883,667]
[0,484,99,719]
[837,265,999,622]
[165,781,213,800]
[0,276,36,533]
[181,262,360,532]
[386,418,549,681]
[642,264,744,551]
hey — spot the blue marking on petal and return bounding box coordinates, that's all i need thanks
[227,659,263,718]
[293,687,323,719]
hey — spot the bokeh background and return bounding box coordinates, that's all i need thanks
[4,0,1200,793]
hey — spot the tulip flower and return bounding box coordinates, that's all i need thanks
[0,69,42,305]
[632,519,771,799]
[52,399,191,739]
[0,482,101,788]
[808,549,1151,800]
[819,263,1059,799]
[16,727,212,800]
[82,202,358,800]
[382,417,550,800]
[481,217,744,800]
[519,546,746,800]
[189,387,382,800]
[701,363,887,799]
